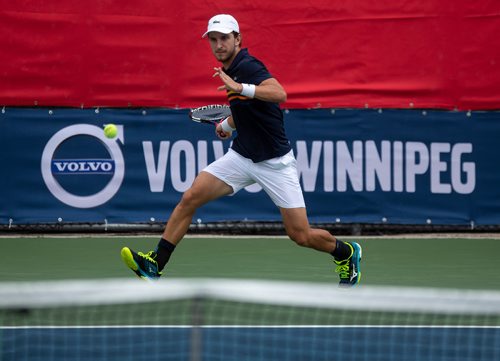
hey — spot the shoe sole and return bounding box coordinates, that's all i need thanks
[351,242,362,285]
[121,247,139,271]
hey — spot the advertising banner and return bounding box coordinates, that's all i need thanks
[1,108,498,225]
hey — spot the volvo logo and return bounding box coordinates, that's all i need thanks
[41,124,125,208]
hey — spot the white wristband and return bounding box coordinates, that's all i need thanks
[240,83,256,98]
[220,117,236,132]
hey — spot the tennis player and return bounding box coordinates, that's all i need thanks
[121,14,362,287]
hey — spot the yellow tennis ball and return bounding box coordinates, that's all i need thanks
[104,124,118,138]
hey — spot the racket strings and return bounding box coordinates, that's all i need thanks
[190,105,231,122]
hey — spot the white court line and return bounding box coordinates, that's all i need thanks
[2,234,500,239]
[2,325,500,329]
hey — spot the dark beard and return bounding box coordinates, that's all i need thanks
[216,48,236,64]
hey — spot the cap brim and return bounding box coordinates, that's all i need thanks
[202,27,235,38]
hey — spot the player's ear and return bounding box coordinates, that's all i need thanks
[234,32,242,47]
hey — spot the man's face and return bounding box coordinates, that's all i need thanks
[208,32,239,64]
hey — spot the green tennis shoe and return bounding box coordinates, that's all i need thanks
[121,247,162,281]
[334,241,362,287]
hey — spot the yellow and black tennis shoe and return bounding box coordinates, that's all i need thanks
[121,247,162,281]
[334,241,362,287]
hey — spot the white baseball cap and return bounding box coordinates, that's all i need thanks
[202,14,239,38]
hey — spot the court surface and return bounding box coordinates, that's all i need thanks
[2,234,500,361]
[1,235,499,289]
[3,326,498,361]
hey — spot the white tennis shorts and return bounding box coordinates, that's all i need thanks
[203,148,306,209]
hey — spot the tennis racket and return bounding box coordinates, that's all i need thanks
[188,104,231,126]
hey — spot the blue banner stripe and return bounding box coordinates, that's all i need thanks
[0,107,498,224]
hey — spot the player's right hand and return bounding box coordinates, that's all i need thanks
[215,123,231,139]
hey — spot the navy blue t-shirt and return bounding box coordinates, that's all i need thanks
[224,48,291,163]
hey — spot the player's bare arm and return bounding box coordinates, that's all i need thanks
[250,78,287,103]
[213,67,287,103]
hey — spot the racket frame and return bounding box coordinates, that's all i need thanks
[189,104,231,126]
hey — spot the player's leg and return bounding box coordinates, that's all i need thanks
[121,171,233,280]
[280,207,362,287]
[279,207,335,252]
[162,171,233,243]
[251,150,362,287]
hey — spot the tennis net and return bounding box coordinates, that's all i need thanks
[1,278,499,361]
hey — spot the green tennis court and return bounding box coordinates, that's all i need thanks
[2,235,499,290]
[2,235,500,361]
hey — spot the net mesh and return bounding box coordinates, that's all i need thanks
[1,279,499,361]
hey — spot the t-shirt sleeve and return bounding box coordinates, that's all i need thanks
[241,58,272,85]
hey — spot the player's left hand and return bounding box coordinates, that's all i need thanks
[213,67,242,93]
